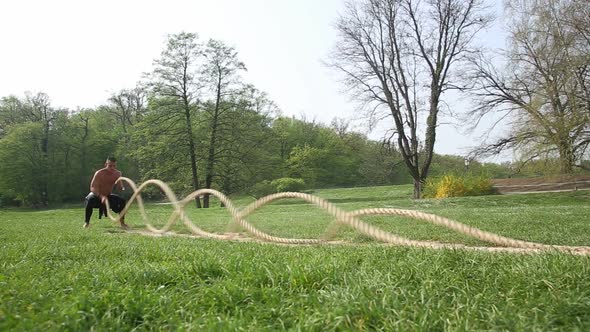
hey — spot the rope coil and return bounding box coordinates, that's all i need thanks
[101,177,590,255]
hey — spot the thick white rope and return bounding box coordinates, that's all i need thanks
[101,177,590,255]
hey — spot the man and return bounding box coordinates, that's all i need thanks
[84,156,128,228]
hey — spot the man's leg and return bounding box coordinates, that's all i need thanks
[108,194,128,228]
[98,203,107,219]
[84,193,100,228]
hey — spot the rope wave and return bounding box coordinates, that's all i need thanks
[102,177,590,255]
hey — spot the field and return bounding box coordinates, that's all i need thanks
[1,185,590,330]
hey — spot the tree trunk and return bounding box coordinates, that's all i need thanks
[203,80,222,208]
[184,103,202,208]
[220,174,230,208]
[40,119,50,207]
[420,87,440,182]
[413,178,422,199]
[558,141,574,174]
[203,112,218,208]
[203,118,216,208]
[80,116,89,195]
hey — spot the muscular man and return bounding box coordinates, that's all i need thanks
[84,156,128,228]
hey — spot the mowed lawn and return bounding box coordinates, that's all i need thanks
[1,185,589,330]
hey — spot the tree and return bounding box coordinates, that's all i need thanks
[357,139,413,185]
[210,87,279,198]
[286,145,324,187]
[565,0,590,45]
[0,93,119,206]
[0,123,46,205]
[0,96,26,138]
[329,0,491,198]
[20,92,60,205]
[128,96,195,196]
[148,32,204,207]
[0,93,85,205]
[105,86,147,179]
[467,0,590,173]
[71,108,123,195]
[107,87,147,133]
[200,39,246,207]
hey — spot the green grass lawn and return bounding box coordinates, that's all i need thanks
[1,185,589,330]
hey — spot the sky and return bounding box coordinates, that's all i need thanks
[0,0,510,161]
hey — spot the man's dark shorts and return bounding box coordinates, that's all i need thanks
[85,192,126,214]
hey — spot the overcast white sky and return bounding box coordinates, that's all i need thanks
[0,0,509,160]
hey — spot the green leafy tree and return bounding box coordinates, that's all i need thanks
[105,86,147,180]
[147,32,204,207]
[0,123,46,205]
[271,117,334,178]
[129,96,198,196]
[286,145,324,187]
[200,39,247,207]
[0,93,63,206]
[210,87,279,197]
[0,96,27,138]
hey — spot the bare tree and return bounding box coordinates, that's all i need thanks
[467,0,590,173]
[329,0,490,198]
[107,86,147,133]
[565,0,590,45]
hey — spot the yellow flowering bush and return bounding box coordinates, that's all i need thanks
[423,174,495,198]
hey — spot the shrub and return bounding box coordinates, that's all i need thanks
[250,180,276,198]
[421,178,438,198]
[271,177,306,193]
[423,174,495,198]
[0,192,20,207]
[464,175,496,196]
[435,175,467,198]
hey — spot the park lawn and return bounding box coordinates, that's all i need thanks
[1,185,589,330]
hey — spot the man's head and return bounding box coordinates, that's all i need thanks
[105,156,117,170]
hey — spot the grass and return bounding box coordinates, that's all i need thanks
[1,185,589,330]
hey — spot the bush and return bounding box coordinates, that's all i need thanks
[250,180,276,198]
[435,175,467,198]
[464,175,496,196]
[271,177,306,193]
[249,178,307,198]
[0,192,20,207]
[423,174,495,198]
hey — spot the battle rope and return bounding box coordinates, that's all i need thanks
[101,177,590,255]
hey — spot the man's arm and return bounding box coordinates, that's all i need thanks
[89,171,100,194]
[90,170,107,203]
[116,170,125,191]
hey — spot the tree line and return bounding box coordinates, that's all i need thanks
[0,31,436,207]
[0,85,467,207]
[2,0,587,206]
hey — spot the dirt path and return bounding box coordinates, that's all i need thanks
[492,175,590,194]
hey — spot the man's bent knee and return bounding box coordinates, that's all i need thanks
[108,194,126,214]
[85,192,101,209]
